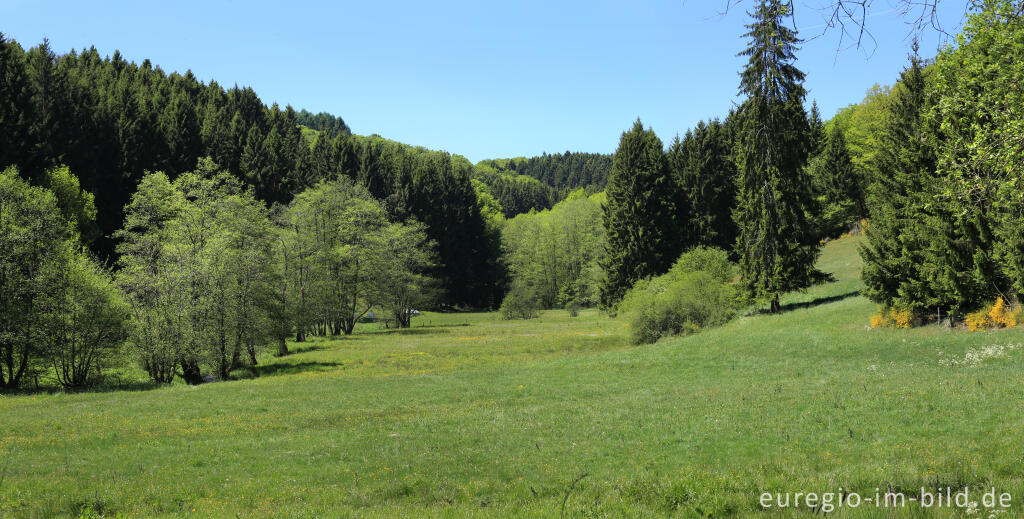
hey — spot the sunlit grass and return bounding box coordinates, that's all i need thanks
[4,236,1024,517]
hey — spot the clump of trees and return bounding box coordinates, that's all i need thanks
[1,167,127,390]
[500,190,606,315]
[0,34,504,310]
[861,1,1024,321]
[116,162,437,385]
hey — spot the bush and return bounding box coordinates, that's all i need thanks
[869,306,916,329]
[500,283,541,320]
[966,297,1022,331]
[565,301,582,317]
[619,268,738,345]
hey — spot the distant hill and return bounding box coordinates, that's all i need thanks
[479,152,612,194]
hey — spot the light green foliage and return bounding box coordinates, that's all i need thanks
[0,167,77,388]
[930,1,1024,300]
[502,192,606,309]
[116,162,281,383]
[499,282,541,320]
[280,177,436,335]
[618,247,739,344]
[829,83,893,174]
[1,166,124,389]
[471,178,505,232]
[42,165,100,245]
[43,253,128,388]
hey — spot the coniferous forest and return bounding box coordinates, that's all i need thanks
[6,1,1024,516]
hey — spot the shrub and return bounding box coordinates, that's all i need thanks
[966,297,1021,331]
[888,307,914,329]
[620,270,738,345]
[966,307,990,332]
[500,283,541,320]
[565,301,582,317]
[869,309,887,329]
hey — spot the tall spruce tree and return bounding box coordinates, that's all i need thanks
[734,0,820,313]
[600,119,682,308]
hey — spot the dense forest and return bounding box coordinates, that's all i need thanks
[3,0,1023,390]
[0,35,502,310]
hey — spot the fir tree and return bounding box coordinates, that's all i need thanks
[733,0,821,313]
[600,119,682,308]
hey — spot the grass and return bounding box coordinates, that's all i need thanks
[4,236,1024,517]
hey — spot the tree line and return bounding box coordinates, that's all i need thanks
[1,158,439,389]
[0,34,503,309]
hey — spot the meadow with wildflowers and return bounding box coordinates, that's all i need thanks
[4,236,1024,517]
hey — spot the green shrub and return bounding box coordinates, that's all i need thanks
[619,247,739,344]
[500,283,541,320]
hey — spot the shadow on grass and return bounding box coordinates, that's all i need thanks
[781,290,861,311]
[752,290,862,315]
[251,360,345,378]
[0,379,165,397]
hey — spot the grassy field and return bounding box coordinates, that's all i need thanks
[5,236,1024,517]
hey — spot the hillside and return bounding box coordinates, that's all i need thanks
[5,236,1023,517]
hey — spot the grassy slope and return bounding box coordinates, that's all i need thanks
[4,236,1024,517]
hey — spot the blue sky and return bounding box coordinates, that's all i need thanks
[1,0,965,162]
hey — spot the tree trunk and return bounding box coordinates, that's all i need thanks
[277,337,289,357]
[770,297,781,313]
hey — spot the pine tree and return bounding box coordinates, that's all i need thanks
[733,0,820,313]
[600,119,682,308]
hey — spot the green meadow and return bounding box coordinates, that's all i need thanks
[4,236,1024,517]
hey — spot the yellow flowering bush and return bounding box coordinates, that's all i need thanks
[888,307,914,329]
[870,307,915,328]
[989,297,1017,327]
[869,309,887,329]
[966,308,991,332]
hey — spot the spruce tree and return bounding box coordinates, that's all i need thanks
[600,119,682,308]
[860,47,994,316]
[812,124,862,237]
[670,119,739,253]
[733,0,820,313]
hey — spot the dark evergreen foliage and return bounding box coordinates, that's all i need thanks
[667,116,740,254]
[733,0,821,312]
[479,151,612,195]
[600,119,683,308]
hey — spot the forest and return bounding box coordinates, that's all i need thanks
[5,0,1024,515]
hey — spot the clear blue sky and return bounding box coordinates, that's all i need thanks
[1,0,965,162]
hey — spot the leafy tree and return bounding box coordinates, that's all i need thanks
[733,0,821,312]
[116,161,281,383]
[376,220,437,328]
[0,167,77,388]
[502,192,605,309]
[42,164,101,245]
[43,252,128,388]
[600,120,683,308]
